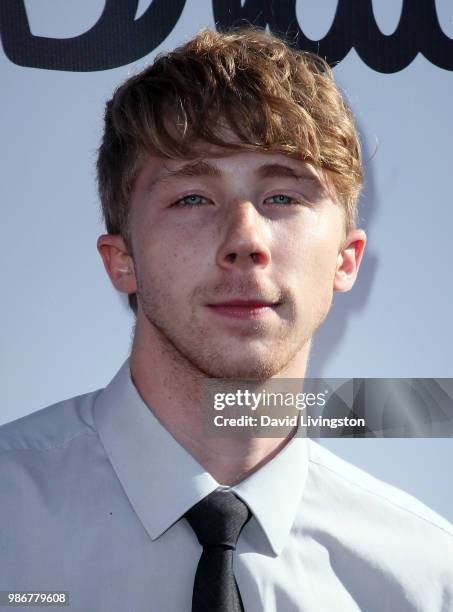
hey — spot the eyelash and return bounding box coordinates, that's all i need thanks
[174,194,210,207]
[172,194,305,207]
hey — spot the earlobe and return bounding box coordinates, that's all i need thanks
[333,229,367,293]
[97,234,137,295]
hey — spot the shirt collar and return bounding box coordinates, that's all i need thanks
[94,358,309,557]
[232,432,309,556]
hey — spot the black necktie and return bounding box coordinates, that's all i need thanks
[185,489,252,612]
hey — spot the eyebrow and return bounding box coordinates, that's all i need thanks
[145,160,220,193]
[145,159,322,193]
[256,163,321,184]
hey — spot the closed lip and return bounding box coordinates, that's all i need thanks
[207,300,280,307]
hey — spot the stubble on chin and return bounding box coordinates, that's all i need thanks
[138,297,307,380]
[136,275,331,380]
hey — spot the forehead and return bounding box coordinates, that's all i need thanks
[146,117,325,178]
[135,149,329,193]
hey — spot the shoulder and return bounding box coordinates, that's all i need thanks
[306,439,453,537]
[0,388,103,454]
[301,440,453,608]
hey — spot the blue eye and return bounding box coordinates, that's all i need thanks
[175,194,207,207]
[266,194,296,205]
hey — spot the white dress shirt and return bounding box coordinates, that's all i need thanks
[1,359,452,611]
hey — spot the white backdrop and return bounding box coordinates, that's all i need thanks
[1,1,452,521]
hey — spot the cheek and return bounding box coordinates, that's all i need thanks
[276,220,340,283]
[133,219,210,293]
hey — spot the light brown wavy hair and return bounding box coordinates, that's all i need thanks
[97,27,363,315]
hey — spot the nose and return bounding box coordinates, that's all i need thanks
[216,201,271,271]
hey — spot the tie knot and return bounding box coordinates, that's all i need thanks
[185,489,251,550]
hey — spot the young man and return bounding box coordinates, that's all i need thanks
[1,28,452,612]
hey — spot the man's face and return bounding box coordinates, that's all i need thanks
[126,148,352,379]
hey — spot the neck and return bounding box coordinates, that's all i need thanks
[129,315,310,486]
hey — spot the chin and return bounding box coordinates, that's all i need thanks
[188,331,305,380]
[197,354,287,381]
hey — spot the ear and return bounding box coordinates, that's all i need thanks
[333,229,367,293]
[97,234,137,295]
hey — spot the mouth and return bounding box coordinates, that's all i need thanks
[206,299,282,320]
